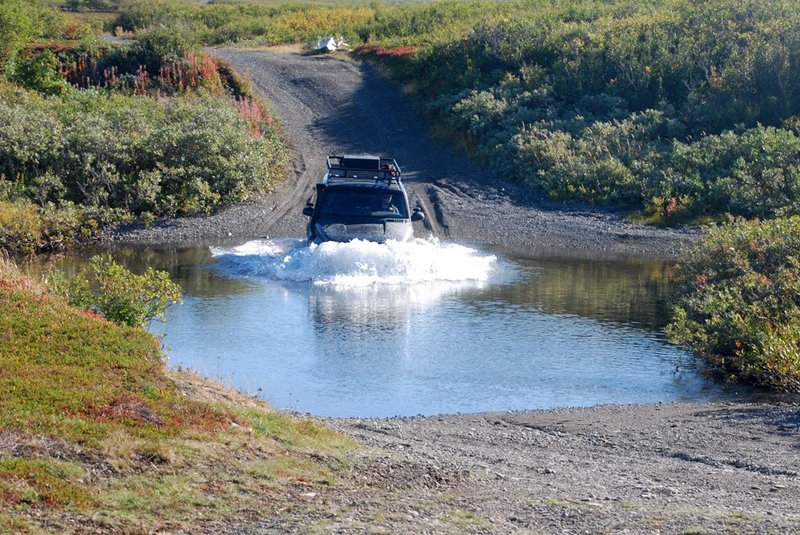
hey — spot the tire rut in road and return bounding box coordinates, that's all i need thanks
[214,49,452,240]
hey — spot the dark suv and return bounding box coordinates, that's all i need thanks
[302,155,425,243]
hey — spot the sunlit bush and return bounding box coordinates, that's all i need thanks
[0,0,34,75]
[408,0,800,219]
[0,199,43,254]
[663,127,800,219]
[49,254,182,328]
[0,91,285,219]
[668,217,800,392]
[0,198,106,254]
[131,22,201,73]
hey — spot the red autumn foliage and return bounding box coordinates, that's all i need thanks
[60,51,229,95]
[0,487,21,506]
[80,308,108,322]
[87,393,163,426]
[164,401,233,432]
[355,45,419,57]
[236,96,277,137]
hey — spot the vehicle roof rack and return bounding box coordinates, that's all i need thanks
[326,155,402,185]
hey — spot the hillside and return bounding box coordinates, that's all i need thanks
[0,257,354,532]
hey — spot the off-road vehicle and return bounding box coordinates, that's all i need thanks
[302,155,425,243]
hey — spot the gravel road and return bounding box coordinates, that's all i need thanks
[106,49,798,533]
[237,402,799,534]
[108,49,694,258]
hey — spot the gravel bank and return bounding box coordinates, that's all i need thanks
[235,402,799,534]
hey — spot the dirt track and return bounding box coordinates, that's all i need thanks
[110,49,693,258]
[107,50,798,533]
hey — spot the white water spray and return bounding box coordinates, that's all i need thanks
[210,238,499,288]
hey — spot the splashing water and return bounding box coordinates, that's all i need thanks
[210,238,499,288]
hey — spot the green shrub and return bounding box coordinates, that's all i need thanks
[12,50,69,95]
[132,22,201,73]
[0,0,91,77]
[0,90,285,219]
[668,217,800,392]
[19,0,800,224]
[0,5,287,252]
[49,254,182,328]
[0,199,43,254]
[113,0,195,33]
[0,0,34,75]
[0,198,110,254]
[399,0,800,219]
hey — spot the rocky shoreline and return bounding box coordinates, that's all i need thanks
[316,402,799,534]
[222,401,799,534]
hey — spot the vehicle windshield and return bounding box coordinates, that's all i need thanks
[317,188,409,218]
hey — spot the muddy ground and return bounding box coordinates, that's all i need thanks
[108,50,798,533]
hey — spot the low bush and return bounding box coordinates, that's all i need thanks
[12,49,70,95]
[0,0,43,76]
[1,0,92,76]
[55,26,232,97]
[0,89,285,220]
[668,217,800,392]
[0,199,42,254]
[0,4,287,253]
[404,0,800,220]
[128,22,201,74]
[48,254,182,328]
[0,198,107,254]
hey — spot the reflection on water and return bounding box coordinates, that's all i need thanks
[310,285,459,330]
[27,241,751,417]
[493,254,674,331]
[27,245,253,298]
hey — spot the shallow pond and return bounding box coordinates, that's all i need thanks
[39,239,748,417]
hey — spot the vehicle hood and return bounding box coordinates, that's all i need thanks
[314,219,413,243]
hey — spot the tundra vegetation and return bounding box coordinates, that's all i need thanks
[95,0,800,222]
[668,217,800,392]
[1,4,343,531]
[0,0,286,254]
[9,0,797,228]
[0,255,354,532]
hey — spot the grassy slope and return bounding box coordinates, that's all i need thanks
[0,258,354,533]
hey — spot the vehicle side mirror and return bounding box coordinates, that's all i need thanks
[411,209,425,222]
[302,205,314,217]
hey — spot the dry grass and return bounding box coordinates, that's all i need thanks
[0,250,46,295]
